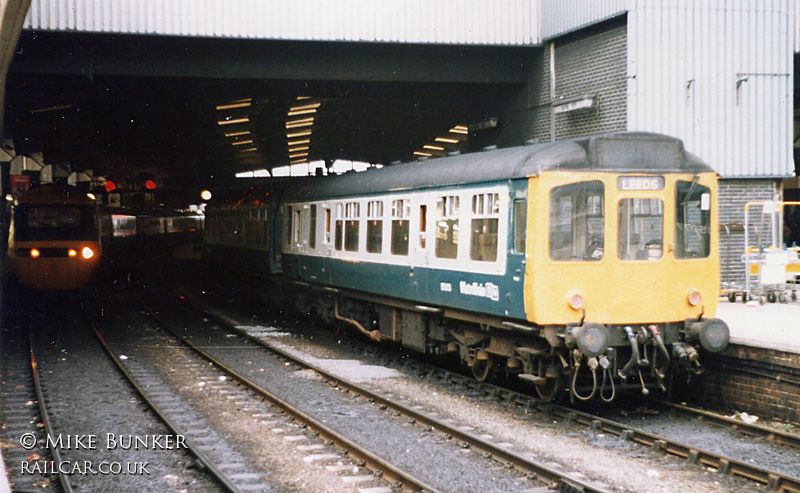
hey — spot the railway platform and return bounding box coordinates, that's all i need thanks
[716,298,800,354]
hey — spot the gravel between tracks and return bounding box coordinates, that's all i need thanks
[176,262,771,493]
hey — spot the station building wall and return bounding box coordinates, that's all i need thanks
[503,15,790,293]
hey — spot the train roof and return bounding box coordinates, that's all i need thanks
[14,185,96,206]
[283,132,714,201]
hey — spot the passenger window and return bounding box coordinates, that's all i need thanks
[513,198,527,254]
[284,206,293,248]
[549,181,604,261]
[618,198,663,260]
[676,180,711,258]
[335,203,344,251]
[470,193,499,262]
[344,202,360,252]
[309,205,317,249]
[435,195,460,259]
[391,199,410,256]
[367,201,383,253]
[419,205,427,249]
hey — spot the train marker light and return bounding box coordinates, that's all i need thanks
[81,247,94,259]
[68,249,78,257]
[567,290,584,310]
[687,288,702,306]
[200,190,212,201]
[30,248,40,258]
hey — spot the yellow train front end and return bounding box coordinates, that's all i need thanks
[522,165,728,401]
[7,185,102,290]
[9,239,101,290]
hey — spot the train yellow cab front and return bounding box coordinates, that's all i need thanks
[526,171,720,326]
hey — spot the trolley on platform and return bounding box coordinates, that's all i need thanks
[723,200,800,304]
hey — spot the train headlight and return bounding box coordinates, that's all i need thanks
[687,318,730,353]
[687,288,702,306]
[570,323,609,357]
[567,290,584,310]
[81,247,95,259]
[68,249,78,257]
[30,248,40,258]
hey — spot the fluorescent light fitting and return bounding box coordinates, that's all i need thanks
[31,104,74,114]
[290,158,308,165]
[450,126,469,134]
[423,145,445,151]
[217,117,250,126]
[232,140,254,146]
[224,130,251,137]
[435,137,459,144]
[287,108,318,116]
[290,103,321,112]
[285,119,315,129]
[238,147,258,152]
[289,152,309,159]
[287,130,312,138]
[413,151,432,157]
[288,146,309,152]
[216,101,252,111]
[296,96,311,100]
[288,139,310,146]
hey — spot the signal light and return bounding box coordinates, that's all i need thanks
[145,179,157,190]
[68,249,77,257]
[30,248,40,258]
[105,180,117,192]
[81,247,94,259]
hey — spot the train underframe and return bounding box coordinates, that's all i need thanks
[291,283,728,403]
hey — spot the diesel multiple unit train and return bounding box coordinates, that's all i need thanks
[206,132,730,402]
[6,184,203,290]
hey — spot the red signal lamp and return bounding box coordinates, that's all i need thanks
[145,179,157,190]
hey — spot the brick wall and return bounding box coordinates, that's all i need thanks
[694,344,800,425]
[550,18,627,141]
[718,179,781,290]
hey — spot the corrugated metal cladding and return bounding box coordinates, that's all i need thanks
[23,0,541,45]
[627,0,794,179]
[540,0,628,40]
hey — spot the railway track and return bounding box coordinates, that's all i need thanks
[127,275,613,493]
[162,265,800,493]
[0,324,65,493]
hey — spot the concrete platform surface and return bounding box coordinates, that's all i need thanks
[716,299,800,353]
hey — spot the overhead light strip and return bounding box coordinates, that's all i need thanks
[216,101,252,111]
[218,117,250,126]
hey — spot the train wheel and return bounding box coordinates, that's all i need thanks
[471,355,495,382]
[534,356,564,401]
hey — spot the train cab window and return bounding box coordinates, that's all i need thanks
[549,181,604,261]
[309,205,317,249]
[16,205,96,241]
[617,198,663,260]
[367,201,383,253]
[344,202,360,252]
[470,193,499,261]
[391,199,410,256]
[676,180,711,258]
[435,195,460,259]
[513,199,527,254]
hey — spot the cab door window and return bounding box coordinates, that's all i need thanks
[549,181,604,261]
[676,180,711,258]
[618,198,663,260]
